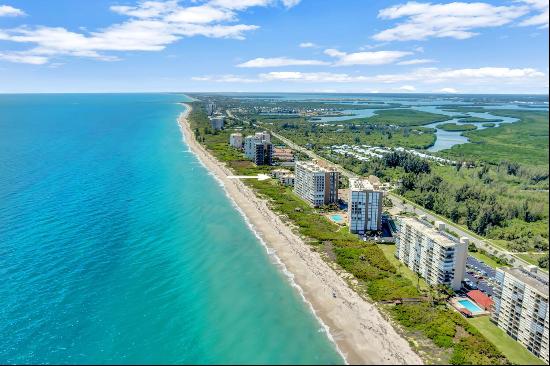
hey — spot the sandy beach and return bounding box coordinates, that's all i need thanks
[177,104,423,365]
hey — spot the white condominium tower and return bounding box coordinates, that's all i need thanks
[243,131,272,166]
[348,178,383,233]
[294,160,339,207]
[229,133,243,149]
[395,217,468,290]
[209,116,224,131]
[492,266,549,363]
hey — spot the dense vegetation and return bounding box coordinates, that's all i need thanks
[482,123,496,128]
[330,149,548,255]
[458,117,503,123]
[436,123,477,131]
[187,101,510,365]
[191,96,550,267]
[265,115,437,149]
[359,109,451,126]
[440,110,549,167]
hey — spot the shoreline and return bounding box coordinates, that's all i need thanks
[177,103,423,365]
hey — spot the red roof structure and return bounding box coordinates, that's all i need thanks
[467,290,493,310]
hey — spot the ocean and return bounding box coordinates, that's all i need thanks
[0,94,343,364]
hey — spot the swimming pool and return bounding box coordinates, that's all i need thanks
[458,299,483,313]
[331,214,344,223]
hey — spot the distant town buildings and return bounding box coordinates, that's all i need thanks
[229,133,243,149]
[348,178,384,233]
[273,147,294,162]
[244,131,272,166]
[329,144,457,165]
[491,266,549,363]
[294,160,339,207]
[395,217,468,290]
[206,102,215,116]
[209,115,224,131]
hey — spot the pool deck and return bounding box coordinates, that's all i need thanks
[450,297,489,317]
[325,212,348,225]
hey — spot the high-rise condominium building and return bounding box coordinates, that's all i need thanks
[206,102,215,116]
[229,133,243,149]
[209,116,224,131]
[348,178,383,233]
[395,217,468,290]
[294,160,339,207]
[244,131,272,166]
[491,266,549,363]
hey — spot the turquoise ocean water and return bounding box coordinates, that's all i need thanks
[0,94,343,364]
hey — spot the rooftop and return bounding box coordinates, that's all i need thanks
[296,160,338,173]
[399,216,467,248]
[499,267,549,297]
[349,178,377,191]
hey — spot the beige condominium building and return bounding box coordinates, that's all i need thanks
[294,160,339,207]
[229,133,243,149]
[491,266,549,363]
[348,178,383,233]
[395,216,468,290]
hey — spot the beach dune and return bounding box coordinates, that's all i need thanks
[178,105,423,365]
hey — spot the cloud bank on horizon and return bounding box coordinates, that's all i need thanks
[0,0,548,93]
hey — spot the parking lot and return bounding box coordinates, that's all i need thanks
[464,256,497,296]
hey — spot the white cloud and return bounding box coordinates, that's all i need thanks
[165,5,235,23]
[374,1,529,41]
[110,1,179,18]
[0,0,300,65]
[260,71,358,82]
[0,4,25,17]
[439,87,458,93]
[237,57,329,67]
[323,48,412,65]
[191,74,260,82]
[397,85,416,91]
[281,0,301,8]
[517,0,549,28]
[397,58,435,65]
[0,51,47,64]
[209,0,300,10]
[299,42,316,48]
[191,67,547,88]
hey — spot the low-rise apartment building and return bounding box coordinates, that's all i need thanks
[279,173,295,187]
[348,178,384,233]
[294,160,339,207]
[395,217,468,290]
[491,266,549,363]
[273,147,294,162]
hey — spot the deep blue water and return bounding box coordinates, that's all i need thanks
[0,94,343,364]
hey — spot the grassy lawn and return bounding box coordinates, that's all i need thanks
[377,243,430,291]
[517,252,549,272]
[467,317,545,365]
[469,251,503,269]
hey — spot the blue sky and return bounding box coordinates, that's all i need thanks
[0,0,548,93]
